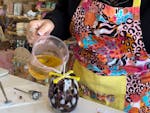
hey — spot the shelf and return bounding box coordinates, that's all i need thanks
[6,15,37,20]
[37,8,54,12]
[6,30,26,37]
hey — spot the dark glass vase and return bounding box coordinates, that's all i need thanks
[48,77,79,112]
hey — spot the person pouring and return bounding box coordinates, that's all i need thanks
[26,0,150,112]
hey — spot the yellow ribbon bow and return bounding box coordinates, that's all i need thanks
[49,70,80,84]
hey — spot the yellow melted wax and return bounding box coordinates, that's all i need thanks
[28,54,62,80]
[37,54,62,67]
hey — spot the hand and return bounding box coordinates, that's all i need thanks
[26,19,55,44]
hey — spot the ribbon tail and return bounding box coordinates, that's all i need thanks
[68,76,80,81]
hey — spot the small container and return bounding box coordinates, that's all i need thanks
[28,35,69,80]
[14,2,22,16]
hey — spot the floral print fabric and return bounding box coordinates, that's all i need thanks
[70,0,150,112]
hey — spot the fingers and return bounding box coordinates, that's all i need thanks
[26,19,55,44]
[37,19,55,36]
[26,20,39,44]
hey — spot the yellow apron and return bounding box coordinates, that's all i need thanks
[73,60,126,110]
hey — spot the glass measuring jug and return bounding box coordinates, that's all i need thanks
[28,35,69,80]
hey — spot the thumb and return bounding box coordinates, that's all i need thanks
[37,20,55,36]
